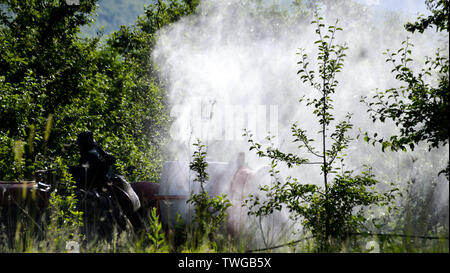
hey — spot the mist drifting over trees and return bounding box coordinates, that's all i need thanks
[0,0,448,253]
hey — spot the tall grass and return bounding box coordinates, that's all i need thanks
[0,198,448,253]
[0,138,447,253]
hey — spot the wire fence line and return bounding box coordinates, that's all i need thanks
[246,235,315,253]
[246,232,449,253]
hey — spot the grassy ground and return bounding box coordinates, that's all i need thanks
[0,205,448,253]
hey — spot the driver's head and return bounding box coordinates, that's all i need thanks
[76,131,96,152]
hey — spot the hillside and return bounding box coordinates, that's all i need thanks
[82,0,151,36]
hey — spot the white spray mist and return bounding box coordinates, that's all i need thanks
[153,0,449,249]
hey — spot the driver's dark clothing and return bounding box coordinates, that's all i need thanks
[78,145,116,191]
[69,131,142,232]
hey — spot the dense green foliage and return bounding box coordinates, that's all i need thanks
[0,0,198,182]
[405,0,448,33]
[243,13,397,250]
[0,0,98,179]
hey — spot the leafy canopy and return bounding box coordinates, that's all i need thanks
[0,0,199,182]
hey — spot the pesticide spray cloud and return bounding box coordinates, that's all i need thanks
[153,0,449,248]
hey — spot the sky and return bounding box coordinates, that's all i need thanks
[353,0,430,15]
